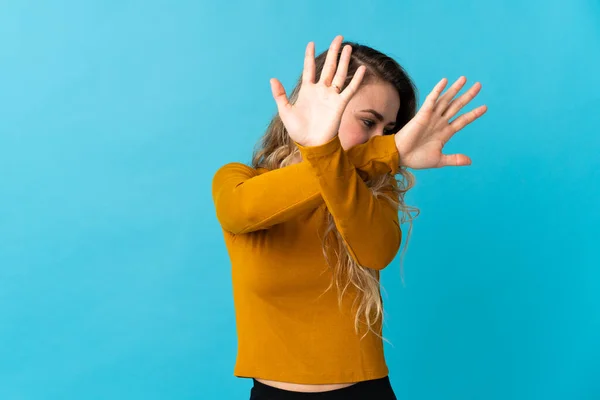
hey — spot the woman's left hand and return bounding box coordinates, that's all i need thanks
[394,76,488,169]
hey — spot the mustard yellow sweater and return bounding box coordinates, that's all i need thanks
[211,134,401,384]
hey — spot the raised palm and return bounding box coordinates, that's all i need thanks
[395,76,488,169]
[269,35,365,147]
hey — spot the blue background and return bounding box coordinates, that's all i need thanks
[1,1,598,399]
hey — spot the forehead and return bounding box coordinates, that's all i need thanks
[348,80,400,121]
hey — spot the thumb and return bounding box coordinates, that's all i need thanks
[439,153,472,168]
[270,78,290,117]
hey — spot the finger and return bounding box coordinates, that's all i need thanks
[302,41,316,84]
[270,78,291,116]
[319,35,343,86]
[420,78,448,114]
[446,104,488,137]
[439,153,472,167]
[435,76,466,114]
[331,44,352,91]
[443,82,483,120]
[340,65,366,104]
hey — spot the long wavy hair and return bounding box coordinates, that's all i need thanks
[252,41,420,339]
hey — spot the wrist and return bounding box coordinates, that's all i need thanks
[296,134,338,149]
[393,133,408,168]
[295,135,341,158]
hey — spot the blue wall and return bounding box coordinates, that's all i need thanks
[1,1,598,399]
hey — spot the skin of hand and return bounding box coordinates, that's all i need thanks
[270,34,488,169]
[394,76,487,169]
[269,36,366,147]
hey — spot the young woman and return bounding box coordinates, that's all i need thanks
[212,35,487,399]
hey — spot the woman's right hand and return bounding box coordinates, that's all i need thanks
[269,35,366,147]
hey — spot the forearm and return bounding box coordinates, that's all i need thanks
[296,135,402,270]
[212,133,400,235]
[212,161,321,234]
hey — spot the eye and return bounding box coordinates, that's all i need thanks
[362,119,375,129]
[363,119,394,135]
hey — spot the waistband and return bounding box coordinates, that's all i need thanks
[251,376,396,400]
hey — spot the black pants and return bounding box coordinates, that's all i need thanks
[249,376,397,400]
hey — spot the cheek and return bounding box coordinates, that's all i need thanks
[338,118,367,150]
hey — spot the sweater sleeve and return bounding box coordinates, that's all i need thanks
[211,134,399,235]
[295,135,401,271]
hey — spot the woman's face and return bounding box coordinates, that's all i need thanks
[337,79,400,150]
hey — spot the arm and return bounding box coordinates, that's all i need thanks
[349,134,399,180]
[211,134,399,235]
[296,135,401,271]
[211,161,321,235]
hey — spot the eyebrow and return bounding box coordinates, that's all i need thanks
[360,109,396,127]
